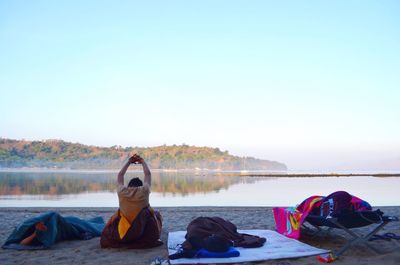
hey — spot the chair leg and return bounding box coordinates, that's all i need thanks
[303,222,334,238]
[313,215,399,262]
[329,219,391,257]
[302,223,322,237]
[332,238,354,258]
[319,232,370,261]
[330,232,381,258]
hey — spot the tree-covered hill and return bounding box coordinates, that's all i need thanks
[0,138,287,170]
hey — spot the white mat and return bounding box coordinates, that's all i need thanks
[168,229,329,264]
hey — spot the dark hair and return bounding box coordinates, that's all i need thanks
[128,177,143,187]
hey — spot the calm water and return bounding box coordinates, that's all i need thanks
[0,171,399,207]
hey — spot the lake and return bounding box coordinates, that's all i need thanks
[0,170,399,207]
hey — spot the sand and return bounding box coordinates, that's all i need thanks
[0,207,399,265]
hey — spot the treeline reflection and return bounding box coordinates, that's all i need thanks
[0,172,256,197]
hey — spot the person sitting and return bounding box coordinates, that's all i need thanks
[100,154,163,249]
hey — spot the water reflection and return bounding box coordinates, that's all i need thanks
[151,172,252,196]
[0,171,254,197]
[1,172,399,207]
[0,172,114,196]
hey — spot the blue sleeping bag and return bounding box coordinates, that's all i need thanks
[2,211,105,250]
[196,246,240,258]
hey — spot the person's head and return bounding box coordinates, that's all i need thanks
[128,177,143,187]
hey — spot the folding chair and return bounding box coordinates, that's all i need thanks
[302,209,399,262]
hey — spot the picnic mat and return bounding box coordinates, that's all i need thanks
[168,229,328,264]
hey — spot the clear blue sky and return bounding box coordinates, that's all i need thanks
[1,1,399,170]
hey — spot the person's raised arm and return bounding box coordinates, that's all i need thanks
[117,155,139,186]
[138,157,151,187]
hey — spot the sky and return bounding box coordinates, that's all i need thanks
[1,1,399,171]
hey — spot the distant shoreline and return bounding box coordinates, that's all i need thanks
[219,173,400,177]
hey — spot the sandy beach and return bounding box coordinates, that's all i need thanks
[0,207,399,265]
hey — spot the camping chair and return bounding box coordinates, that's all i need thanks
[302,209,399,262]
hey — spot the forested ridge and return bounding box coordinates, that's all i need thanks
[0,138,287,170]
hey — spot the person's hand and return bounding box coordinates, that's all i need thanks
[137,156,144,164]
[128,154,141,164]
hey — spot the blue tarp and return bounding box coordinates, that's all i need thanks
[2,211,105,250]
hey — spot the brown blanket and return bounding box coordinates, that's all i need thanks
[100,207,162,249]
[182,216,266,250]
